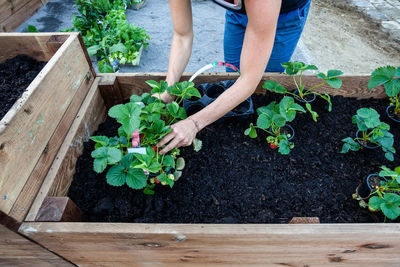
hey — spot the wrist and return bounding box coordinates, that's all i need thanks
[188,117,200,132]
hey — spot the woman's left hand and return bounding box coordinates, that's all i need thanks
[157,118,199,154]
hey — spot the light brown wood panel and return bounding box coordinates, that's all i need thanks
[100,73,386,101]
[35,197,82,222]
[19,223,400,266]
[0,0,43,32]
[0,33,70,62]
[0,0,32,23]
[8,64,94,222]
[0,33,92,217]
[0,224,74,267]
[25,78,106,221]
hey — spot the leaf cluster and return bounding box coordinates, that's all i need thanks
[368,65,400,114]
[263,61,343,122]
[90,80,201,194]
[367,166,400,220]
[341,108,396,161]
[245,96,305,155]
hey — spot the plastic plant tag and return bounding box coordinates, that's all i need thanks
[128,147,147,154]
[111,59,120,73]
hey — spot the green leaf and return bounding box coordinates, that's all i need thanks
[126,168,147,189]
[327,70,344,78]
[107,147,122,164]
[245,123,258,138]
[380,193,400,220]
[278,140,291,155]
[257,114,272,130]
[369,196,384,211]
[384,79,400,97]
[108,103,141,135]
[93,158,108,173]
[121,153,135,169]
[143,187,155,195]
[306,103,318,122]
[27,25,38,32]
[130,95,142,103]
[192,138,202,152]
[106,165,126,186]
[90,136,109,146]
[163,155,175,168]
[176,157,185,170]
[91,147,108,159]
[186,87,202,98]
[87,45,99,57]
[341,137,360,153]
[368,66,396,89]
[272,114,286,127]
[167,102,179,115]
[262,80,287,94]
[109,43,127,54]
[326,78,342,89]
[145,80,160,89]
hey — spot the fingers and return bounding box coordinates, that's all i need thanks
[157,132,175,148]
[158,125,193,154]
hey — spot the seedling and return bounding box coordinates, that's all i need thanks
[354,166,400,221]
[368,65,400,117]
[245,96,305,155]
[341,108,395,161]
[90,80,201,194]
[263,61,343,121]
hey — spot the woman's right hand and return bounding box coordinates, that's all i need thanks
[152,91,175,103]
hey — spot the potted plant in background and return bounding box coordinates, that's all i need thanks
[245,96,305,155]
[368,65,400,123]
[263,61,343,122]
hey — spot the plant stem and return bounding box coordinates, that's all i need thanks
[306,81,327,94]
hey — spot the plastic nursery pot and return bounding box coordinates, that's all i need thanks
[185,103,205,116]
[280,124,295,141]
[355,130,379,149]
[293,89,316,103]
[386,105,400,123]
[356,174,385,200]
[233,99,251,113]
[205,84,226,98]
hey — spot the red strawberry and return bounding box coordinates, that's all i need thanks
[152,145,157,153]
[154,177,161,184]
[269,143,278,149]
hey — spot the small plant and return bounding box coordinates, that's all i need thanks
[245,96,305,155]
[90,80,201,194]
[341,107,396,161]
[368,65,400,116]
[263,61,343,121]
[354,166,400,221]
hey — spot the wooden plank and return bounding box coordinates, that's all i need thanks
[0,33,70,63]
[19,223,400,266]
[0,0,43,32]
[0,224,74,267]
[289,217,320,224]
[98,75,124,109]
[46,35,69,56]
[25,78,106,221]
[8,64,94,222]
[35,197,82,222]
[100,73,386,101]
[0,33,92,217]
[0,0,32,23]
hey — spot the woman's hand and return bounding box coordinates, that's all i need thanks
[157,117,199,154]
[152,91,175,104]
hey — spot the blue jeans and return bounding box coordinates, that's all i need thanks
[224,0,311,72]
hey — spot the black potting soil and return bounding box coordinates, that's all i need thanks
[0,55,46,120]
[69,93,400,223]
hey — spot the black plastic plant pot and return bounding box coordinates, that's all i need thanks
[233,99,250,113]
[386,105,400,123]
[206,84,226,98]
[283,124,295,141]
[355,130,379,149]
[185,103,205,116]
[356,181,371,200]
[293,89,316,103]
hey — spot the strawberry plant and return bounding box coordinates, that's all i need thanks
[368,65,400,117]
[354,166,400,221]
[245,96,305,155]
[263,61,343,122]
[341,108,396,161]
[90,80,201,194]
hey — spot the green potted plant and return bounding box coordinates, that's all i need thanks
[263,61,343,122]
[341,107,396,161]
[90,80,201,195]
[245,96,305,155]
[368,65,400,123]
[354,166,400,221]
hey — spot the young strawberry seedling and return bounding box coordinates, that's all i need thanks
[368,65,400,122]
[245,96,305,155]
[263,61,343,122]
[341,107,396,161]
[90,80,201,194]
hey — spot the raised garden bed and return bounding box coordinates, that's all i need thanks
[0,33,95,229]
[17,73,400,266]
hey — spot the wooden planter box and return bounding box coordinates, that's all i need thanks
[15,73,400,266]
[0,33,95,230]
[0,0,50,32]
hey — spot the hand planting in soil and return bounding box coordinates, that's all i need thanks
[90,80,201,194]
[341,107,396,161]
[263,61,343,122]
[354,166,400,221]
[368,65,400,117]
[245,96,305,155]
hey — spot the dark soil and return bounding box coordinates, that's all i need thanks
[0,55,46,120]
[69,92,400,223]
